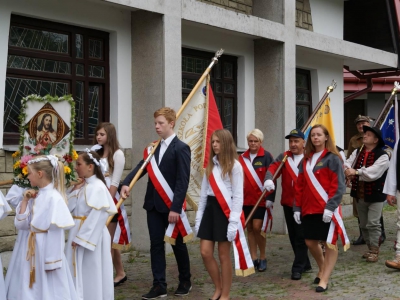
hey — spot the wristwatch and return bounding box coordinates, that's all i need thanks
[355,170,359,176]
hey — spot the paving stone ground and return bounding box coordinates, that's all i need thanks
[114,205,400,300]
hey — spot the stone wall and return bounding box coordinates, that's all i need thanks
[296,0,313,31]
[197,0,253,15]
[0,149,133,252]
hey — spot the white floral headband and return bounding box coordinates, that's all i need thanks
[85,148,100,166]
[28,155,59,169]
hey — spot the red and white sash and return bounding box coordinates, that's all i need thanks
[209,166,255,277]
[144,147,193,245]
[304,159,350,251]
[286,155,299,182]
[104,172,131,250]
[112,192,131,250]
[239,155,274,237]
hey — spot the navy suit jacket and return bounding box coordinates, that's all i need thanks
[122,136,191,214]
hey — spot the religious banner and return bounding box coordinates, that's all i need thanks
[304,97,336,144]
[175,76,223,210]
[12,94,77,188]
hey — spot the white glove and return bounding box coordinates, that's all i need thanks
[293,212,301,224]
[227,222,238,242]
[322,209,333,223]
[263,179,275,192]
[266,200,273,208]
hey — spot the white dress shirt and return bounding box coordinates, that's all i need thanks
[159,133,176,164]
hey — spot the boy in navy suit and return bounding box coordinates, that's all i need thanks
[121,107,191,299]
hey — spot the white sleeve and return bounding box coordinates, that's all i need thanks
[358,154,390,182]
[0,192,12,220]
[5,185,26,208]
[15,201,32,231]
[229,161,244,224]
[44,225,64,270]
[74,208,109,251]
[344,149,358,169]
[110,150,125,188]
[384,141,398,196]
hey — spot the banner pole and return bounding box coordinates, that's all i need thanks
[245,80,337,226]
[106,49,224,226]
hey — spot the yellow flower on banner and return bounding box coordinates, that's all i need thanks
[64,166,71,174]
[72,150,78,161]
[22,166,28,176]
[13,160,21,169]
[12,151,20,158]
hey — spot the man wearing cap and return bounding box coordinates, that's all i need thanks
[345,126,389,262]
[264,129,311,280]
[347,115,386,245]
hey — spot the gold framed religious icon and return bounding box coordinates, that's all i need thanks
[28,103,68,148]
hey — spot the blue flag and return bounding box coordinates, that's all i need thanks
[380,103,396,149]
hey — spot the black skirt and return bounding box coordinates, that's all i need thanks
[302,214,331,240]
[197,196,229,242]
[243,205,266,220]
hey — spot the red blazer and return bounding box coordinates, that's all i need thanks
[266,151,299,207]
[294,149,345,216]
[240,147,275,207]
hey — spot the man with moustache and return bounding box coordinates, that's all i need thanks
[264,129,311,280]
[347,115,386,245]
[345,126,389,262]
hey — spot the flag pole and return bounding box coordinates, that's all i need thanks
[373,85,398,127]
[106,49,224,226]
[245,80,337,226]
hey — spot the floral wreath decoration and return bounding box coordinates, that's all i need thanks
[12,94,78,188]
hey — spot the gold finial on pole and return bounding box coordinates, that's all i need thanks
[327,80,337,94]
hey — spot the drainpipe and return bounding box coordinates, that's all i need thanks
[344,77,373,104]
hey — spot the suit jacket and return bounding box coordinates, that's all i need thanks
[123,136,191,214]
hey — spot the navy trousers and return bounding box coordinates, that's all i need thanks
[283,205,312,273]
[146,208,191,288]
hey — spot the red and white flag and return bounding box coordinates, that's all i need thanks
[175,76,223,209]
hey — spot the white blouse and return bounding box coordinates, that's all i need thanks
[197,156,244,224]
[100,149,125,188]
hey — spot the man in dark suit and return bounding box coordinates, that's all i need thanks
[121,107,191,299]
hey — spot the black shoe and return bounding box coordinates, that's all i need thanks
[174,281,192,296]
[258,259,267,272]
[313,277,320,284]
[253,259,260,270]
[352,235,366,245]
[142,286,167,299]
[291,272,301,280]
[114,275,127,287]
[316,285,328,293]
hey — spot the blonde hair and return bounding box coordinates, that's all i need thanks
[206,129,237,179]
[154,107,176,127]
[304,124,340,159]
[28,156,67,203]
[246,128,264,143]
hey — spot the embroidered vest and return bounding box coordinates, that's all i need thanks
[350,147,388,202]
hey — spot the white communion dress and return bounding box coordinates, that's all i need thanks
[0,191,12,300]
[65,175,117,300]
[7,183,78,300]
